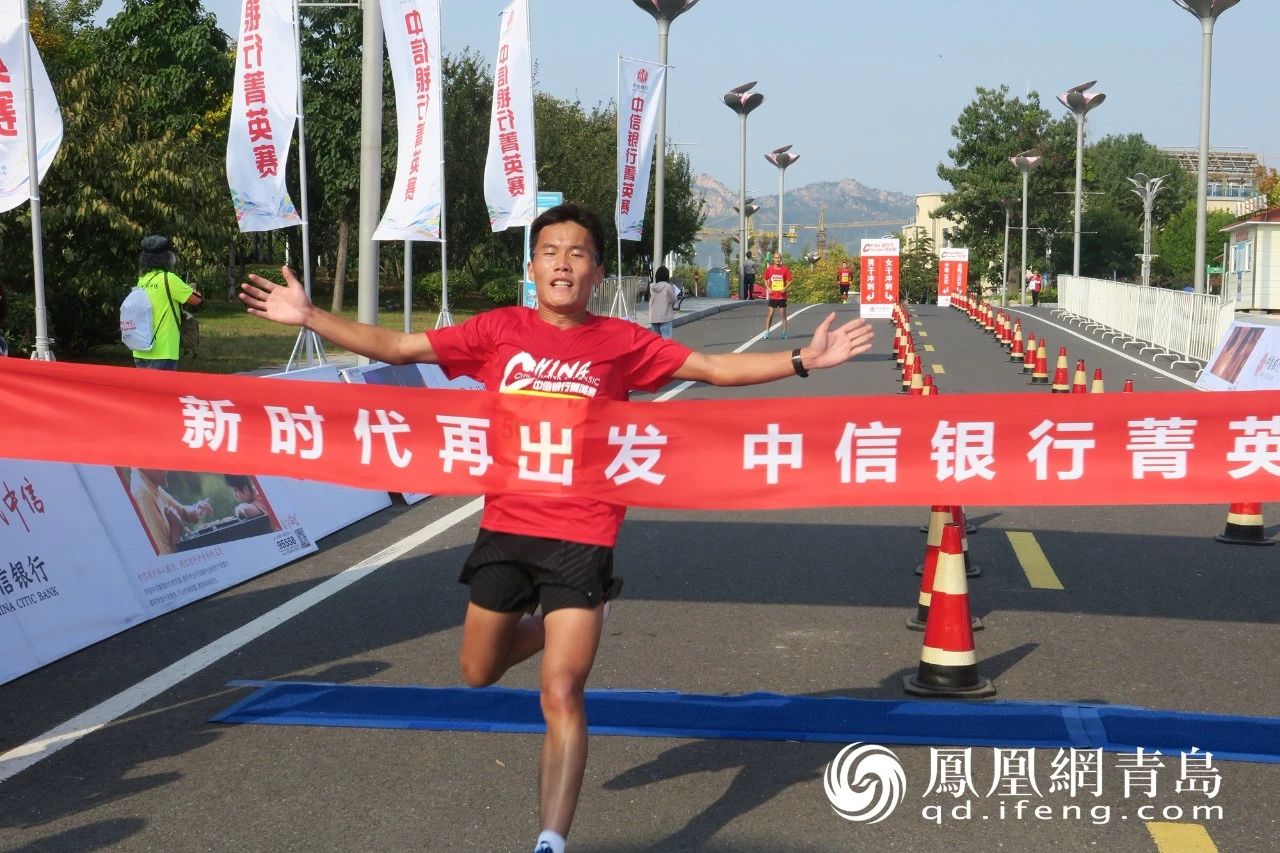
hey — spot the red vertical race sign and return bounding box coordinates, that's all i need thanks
[859,238,900,319]
[937,248,969,307]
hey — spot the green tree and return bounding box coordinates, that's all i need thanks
[899,234,937,303]
[935,86,1074,288]
[1152,200,1236,288]
[1086,134,1192,227]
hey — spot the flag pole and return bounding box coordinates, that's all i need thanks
[19,0,52,361]
[435,0,452,328]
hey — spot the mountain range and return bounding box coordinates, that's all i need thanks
[691,174,916,265]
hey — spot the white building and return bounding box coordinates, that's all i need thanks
[1221,207,1280,311]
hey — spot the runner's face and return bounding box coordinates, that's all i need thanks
[528,222,602,316]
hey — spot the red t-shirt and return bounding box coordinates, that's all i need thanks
[838,267,853,285]
[427,307,693,546]
[763,264,792,296]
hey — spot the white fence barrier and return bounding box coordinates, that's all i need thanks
[1054,276,1237,366]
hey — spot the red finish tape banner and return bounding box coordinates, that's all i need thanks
[5,359,1280,508]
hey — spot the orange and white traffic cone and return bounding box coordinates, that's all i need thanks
[1010,323,1024,362]
[1050,347,1071,393]
[1022,333,1037,373]
[1070,359,1088,393]
[1030,342,1049,384]
[1090,368,1105,393]
[920,374,936,396]
[903,523,996,698]
[1214,503,1275,546]
[910,509,983,631]
[1123,379,1134,392]
[952,505,982,577]
[908,366,925,395]
[900,353,917,394]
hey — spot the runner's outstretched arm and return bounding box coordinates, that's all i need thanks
[239,266,436,365]
[673,313,872,386]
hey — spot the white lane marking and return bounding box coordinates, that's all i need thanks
[1005,309,1199,389]
[0,499,484,784]
[656,303,824,402]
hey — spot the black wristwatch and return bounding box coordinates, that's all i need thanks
[791,348,809,378]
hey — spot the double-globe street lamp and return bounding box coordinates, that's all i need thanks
[1171,0,1243,293]
[1128,173,1169,288]
[1010,150,1043,305]
[765,145,799,261]
[630,0,701,271]
[723,82,764,299]
[1057,81,1106,278]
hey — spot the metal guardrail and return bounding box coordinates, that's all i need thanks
[588,275,648,319]
[1054,275,1236,367]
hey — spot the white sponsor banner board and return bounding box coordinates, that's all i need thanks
[77,464,316,617]
[264,365,394,539]
[227,0,301,232]
[0,461,139,683]
[374,0,444,241]
[0,3,63,213]
[1198,321,1280,391]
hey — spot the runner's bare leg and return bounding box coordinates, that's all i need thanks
[459,603,546,687]
[537,605,605,837]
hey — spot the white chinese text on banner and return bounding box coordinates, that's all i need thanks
[0,3,63,214]
[860,238,900,320]
[227,0,300,232]
[483,0,537,231]
[614,57,666,241]
[374,0,443,241]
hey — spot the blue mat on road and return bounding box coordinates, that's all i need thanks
[210,681,1280,764]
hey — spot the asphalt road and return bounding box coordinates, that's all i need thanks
[1,302,1276,852]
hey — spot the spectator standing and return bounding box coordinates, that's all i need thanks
[741,255,757,300]
[648,266,678,339]
[1028,270,1042,307]
[132,235,202,370]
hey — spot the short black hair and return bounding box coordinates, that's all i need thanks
[529,203,605,266]
[654,266,670,281]
[139,234,176,273]
[225,474,254,492]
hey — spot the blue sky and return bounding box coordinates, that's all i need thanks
[99,0,1280,199]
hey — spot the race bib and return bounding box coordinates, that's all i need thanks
[769,276,786,293]
[839,271,851,284]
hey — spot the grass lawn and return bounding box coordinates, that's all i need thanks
[73,298,478,375]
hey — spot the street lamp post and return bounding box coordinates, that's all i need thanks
[1171,0,1243,293]
[999,196,1017,307]
[630,0,701,273]
[723,82,764,299]
[765,145,799,261]
[1057,81,1106,278]
[1010,150,1043,305]
[1128,173,1169,287]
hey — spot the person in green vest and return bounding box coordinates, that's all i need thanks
[132,234,201,369]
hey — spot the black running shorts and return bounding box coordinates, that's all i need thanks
[459,529,618,614]
[767,296,787,308]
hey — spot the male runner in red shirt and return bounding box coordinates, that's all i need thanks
[241,204,873,853]
[837,259,854,304]
[761,251,793,339]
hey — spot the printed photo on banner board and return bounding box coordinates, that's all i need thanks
[0,461,143,684]
[859,238,900,320]
[77,464,316,617]
[1198,322,1280,391]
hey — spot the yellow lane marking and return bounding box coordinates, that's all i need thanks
[1006,532,1064,590]
[917,330,928,337]
[924,344,936,352]
[932,364,945,374]
[1146,822,1218,853]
